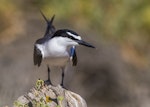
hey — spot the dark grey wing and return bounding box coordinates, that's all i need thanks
[70,46,77,66]
[40,11,56,37]
[34,45,42,67]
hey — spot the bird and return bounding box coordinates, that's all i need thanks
[33,12,95,87]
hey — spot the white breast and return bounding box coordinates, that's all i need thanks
[45,37,69,57]
[36,38,70,67]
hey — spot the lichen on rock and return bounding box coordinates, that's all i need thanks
[13,79,87,107]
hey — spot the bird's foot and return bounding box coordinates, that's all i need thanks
[60,83,68,90]
[44,79,53,86]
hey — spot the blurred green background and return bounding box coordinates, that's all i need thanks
[0,0,150,107]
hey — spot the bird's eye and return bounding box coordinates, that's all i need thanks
[68,36,74,40]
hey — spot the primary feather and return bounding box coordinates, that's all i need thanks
[34,46,42,66]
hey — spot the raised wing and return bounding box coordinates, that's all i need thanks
[34,45,42,67]
[40,11,56,37]
[70,46,77,66]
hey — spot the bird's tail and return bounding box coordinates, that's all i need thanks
[40,10,56,36]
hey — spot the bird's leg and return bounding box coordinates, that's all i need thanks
[44,65,53,85]
[60,67,65,87]
[47,66,51,83]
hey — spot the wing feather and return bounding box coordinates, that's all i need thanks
[34,45,42,67]
[40,11,56,37]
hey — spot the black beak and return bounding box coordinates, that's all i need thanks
[77,40,95,48]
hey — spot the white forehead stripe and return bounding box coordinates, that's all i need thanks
[67,32,81,40]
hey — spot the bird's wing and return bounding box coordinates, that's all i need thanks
[34,45,42,67]
[70,46,77,66]
[40,11,56,37]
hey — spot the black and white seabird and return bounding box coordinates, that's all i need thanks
[33,12,95,87]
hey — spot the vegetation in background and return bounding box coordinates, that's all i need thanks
[1,0,150,44]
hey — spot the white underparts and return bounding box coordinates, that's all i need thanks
[35,37,78,67]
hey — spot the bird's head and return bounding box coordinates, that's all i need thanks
[52,29,95,48]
